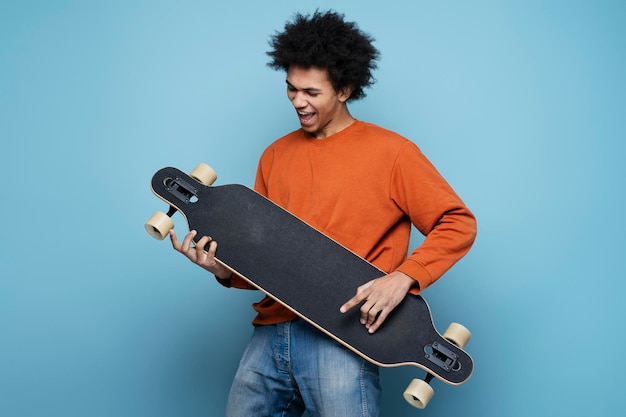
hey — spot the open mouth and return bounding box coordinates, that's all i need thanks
[298,111,315,125]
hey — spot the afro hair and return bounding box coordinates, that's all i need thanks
[267,10,380,101]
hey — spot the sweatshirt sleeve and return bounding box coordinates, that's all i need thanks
[391,142,477,292]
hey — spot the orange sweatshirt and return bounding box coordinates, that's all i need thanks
[224,121,476,325]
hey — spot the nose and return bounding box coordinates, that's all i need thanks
[289,91,307,108]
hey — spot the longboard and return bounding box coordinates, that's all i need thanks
[145,164,473,409]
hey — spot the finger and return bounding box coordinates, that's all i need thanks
[169,229,181,250]
[194,236,212,258]
[340,293,367,314]
[181,230,198,254]
[360,299,377,326]
[200,236,217,254]
[340,281,373,314]
[366,309,390,334]
[205,238,218,257]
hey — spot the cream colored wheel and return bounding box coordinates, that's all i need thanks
[145,211,174,240]
[443,323,472,348]
[403,378,434,409]
[189,163,217,186]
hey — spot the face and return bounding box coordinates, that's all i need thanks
[286,65,352,139]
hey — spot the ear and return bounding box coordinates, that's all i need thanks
[338,86,353,103]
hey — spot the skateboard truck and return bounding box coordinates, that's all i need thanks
[144,177,198,240]
[145,164,218,240]
[164,177,199,205]
[425,341,460,372]
[403,342,461,409]
[403,323,471,409]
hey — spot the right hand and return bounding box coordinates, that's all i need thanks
[169,229,232,280]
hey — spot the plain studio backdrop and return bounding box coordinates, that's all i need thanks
[1,1,624,416]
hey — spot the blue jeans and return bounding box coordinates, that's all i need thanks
[225,319,381,417]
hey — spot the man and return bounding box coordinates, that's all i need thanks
[170,10,476,417]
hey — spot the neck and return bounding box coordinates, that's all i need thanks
[309,110,356,139]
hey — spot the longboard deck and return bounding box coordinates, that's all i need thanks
[149,167,473,385]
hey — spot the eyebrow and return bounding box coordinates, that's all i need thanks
[285,80,322,93]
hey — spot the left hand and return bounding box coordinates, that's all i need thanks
[169,229,232,280]
[340,271,416,334]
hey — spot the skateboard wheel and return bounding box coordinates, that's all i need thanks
[403,378,434,409]
[443,322,472,348]
[145,211,174,240]
[189,163,217,186]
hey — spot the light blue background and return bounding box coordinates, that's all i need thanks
[1,1,624,416]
